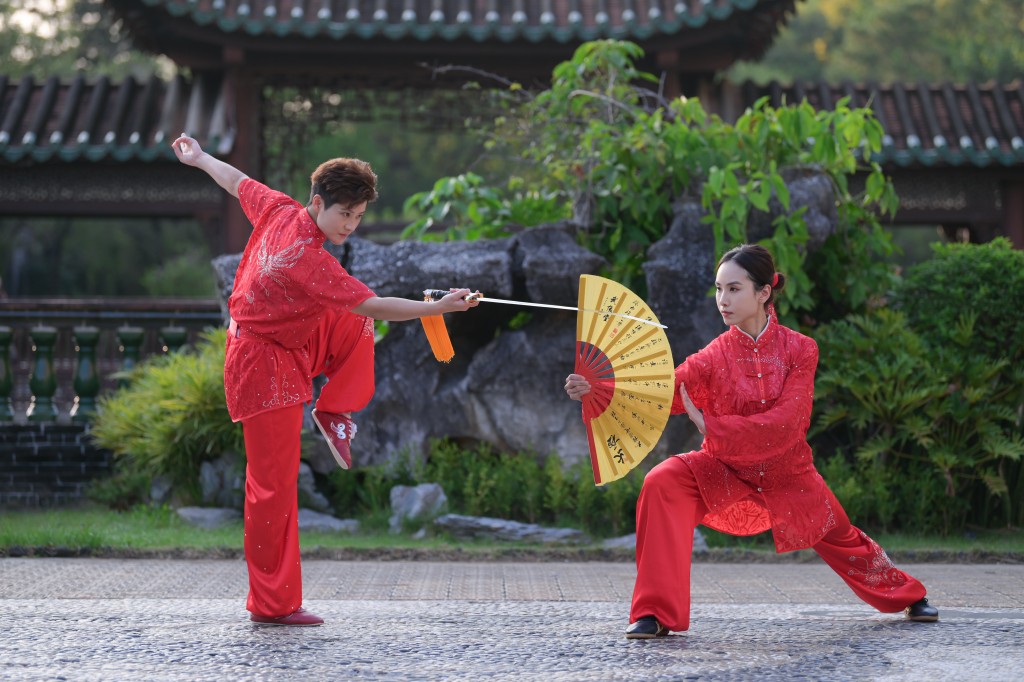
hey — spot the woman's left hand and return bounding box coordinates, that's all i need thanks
[679,382,705,435]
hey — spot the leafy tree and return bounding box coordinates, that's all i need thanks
[0,218,214,297]
[731,0,1024,84]
[405,40,899,322]
[1,0,168,79]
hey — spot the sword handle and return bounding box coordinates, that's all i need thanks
[423,289,481,302]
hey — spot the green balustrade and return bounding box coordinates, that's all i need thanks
[160,325,188,353]
[116,326,144,388]
[27,325,58,422]
[70,325,100,423]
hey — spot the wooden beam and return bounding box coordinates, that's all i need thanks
[223,61,260,253]
[1003,180,1024,249]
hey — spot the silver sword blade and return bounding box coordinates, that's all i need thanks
[471,295,667,329]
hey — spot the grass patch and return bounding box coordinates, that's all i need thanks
[1,504,1021,560]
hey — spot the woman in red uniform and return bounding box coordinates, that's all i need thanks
[565,244,938,638]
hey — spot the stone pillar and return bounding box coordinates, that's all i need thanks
[70,325,100,422]
[26,326,58,422]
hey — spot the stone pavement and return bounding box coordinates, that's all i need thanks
[1,559,1022,681]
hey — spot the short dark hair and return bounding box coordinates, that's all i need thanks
[309,158,378,209]
[717,244,786,310]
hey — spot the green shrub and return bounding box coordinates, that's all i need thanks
[402,172,569,241]
[91,329,244,504]
[895,237,1024,362]
[321,438,651,538]
[812,307,1024,533]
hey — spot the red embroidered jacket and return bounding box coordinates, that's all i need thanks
[224,179,375,422]
[673,315,837,552]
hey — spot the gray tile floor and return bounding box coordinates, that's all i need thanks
[2,559,1022,680]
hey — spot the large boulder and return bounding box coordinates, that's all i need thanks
[212,177,838,468]
[317,224,606,467]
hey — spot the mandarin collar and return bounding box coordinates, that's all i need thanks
[728,314,777,348]
[299,206,327,247]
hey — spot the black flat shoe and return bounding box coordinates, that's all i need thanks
[905,597,939,622]
[625,616,668,639]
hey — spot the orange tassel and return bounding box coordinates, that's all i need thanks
[420,311,455,363]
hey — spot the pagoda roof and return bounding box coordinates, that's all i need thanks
[0,72,231,164]
[742,80,1024,168]
[115,0,790,43]
[3,72,1023,169]
[105,0,801,79]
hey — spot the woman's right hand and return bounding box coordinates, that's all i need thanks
[564,373,591,402]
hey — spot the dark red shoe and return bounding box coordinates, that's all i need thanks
[250,607,324,626]
[311,409,356,470]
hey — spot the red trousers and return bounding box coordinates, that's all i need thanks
[241,309,375,617]
[631,456,927,631]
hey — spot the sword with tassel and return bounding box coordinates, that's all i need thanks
[418,288,667,364]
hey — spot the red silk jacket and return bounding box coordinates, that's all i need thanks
[672,315,837,552]
[224,179,376,422]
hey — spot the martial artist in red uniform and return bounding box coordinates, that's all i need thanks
[565,244,939,639]
[173,134,478,626]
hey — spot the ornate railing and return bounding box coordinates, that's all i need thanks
[0,298,224,424]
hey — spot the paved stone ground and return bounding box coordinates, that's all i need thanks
[1,560,1022,681]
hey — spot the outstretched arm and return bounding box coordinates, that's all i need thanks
[172,134,247,198]
[352,288,479,321]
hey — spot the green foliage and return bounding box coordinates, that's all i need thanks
[401,172,568,241]
[86,467,152,512]
[0,218,214,297]
[140,249,217,298]
[730,0,1024,85]
[0,0,169,79]
[895,238,1024,362]
[812,307,1024,533]
[408,39,898,320]
[90,329,244,503]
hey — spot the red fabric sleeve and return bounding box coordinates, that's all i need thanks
[238,178,295,232]
[703,338,818,467]
[299,248,376,313]
[670,345,714,415]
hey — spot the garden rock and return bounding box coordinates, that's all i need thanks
[297,508,359,533]
[150,475,172,505]
[600,528,707,551]
[389,483,448,533]
[297,462,333,513]
[693,527,709,552]
[198,452,245,510]
[601,533,637,550]
[176,507,241,529]
[433,514,589,545]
